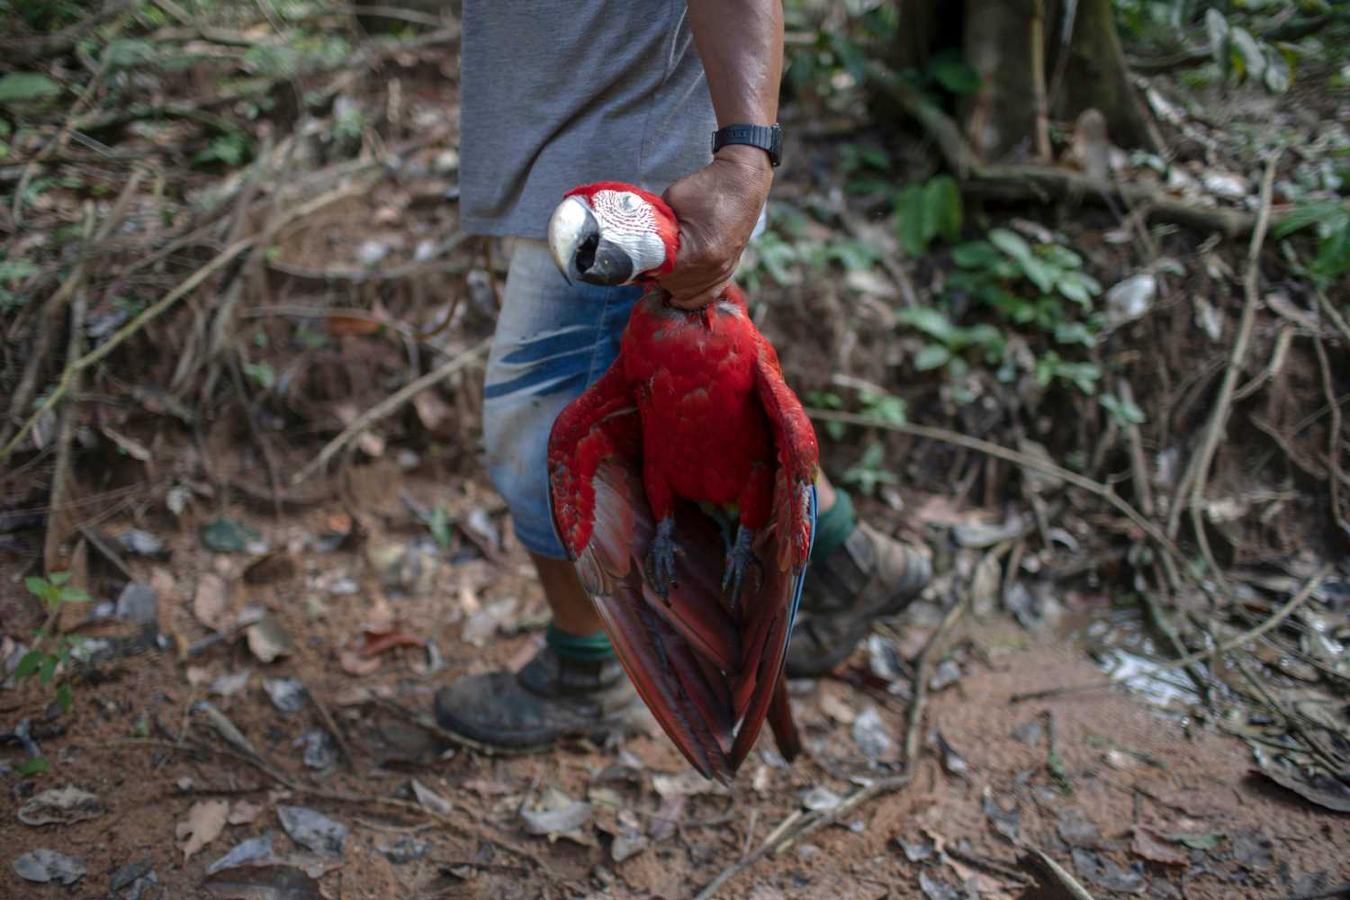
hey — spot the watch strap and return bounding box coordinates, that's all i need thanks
[711,123,782,167]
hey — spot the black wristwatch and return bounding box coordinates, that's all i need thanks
[711,123,782,168]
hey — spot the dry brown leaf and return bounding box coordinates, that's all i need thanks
[1131,826,1189,866]
[177,799,229,861]
[193,574,230,632]
[228,799,265,825]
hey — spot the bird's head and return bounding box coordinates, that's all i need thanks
[548,182,679,286]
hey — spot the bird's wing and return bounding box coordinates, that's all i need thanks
[724,334,821,769]
[549,365,744,780]
[751,333,820,574]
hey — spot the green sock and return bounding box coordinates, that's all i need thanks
[811,489,856,566]
[546,624,615,662]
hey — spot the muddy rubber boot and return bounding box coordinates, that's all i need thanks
[786,521,932,677]
[434,643,639,748]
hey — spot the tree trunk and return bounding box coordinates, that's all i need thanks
[1048,0,1162,151]
[888,0,1158,161]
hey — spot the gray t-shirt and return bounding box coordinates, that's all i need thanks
[458,1,716,239]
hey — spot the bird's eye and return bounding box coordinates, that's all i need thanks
[620,193,639,211]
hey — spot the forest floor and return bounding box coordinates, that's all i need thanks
[1,471,1346,899]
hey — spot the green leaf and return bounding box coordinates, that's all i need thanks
[0,259,38,285]
[1230,28,1266,81]
[38,654,58,685]
[49,571,70,586]
[923,176,963,243]
[15,649,44,679]
[1167,831,1225,851]
[199,518,260,553]
[896,183,928,256]
[990,229,1056,291]
[102,39,156,70]
[1205,10,1230,67]
[243,361,275,389]
[951,240,1002,270]
[56,682,74,713]
[1274,201,1347,239]
[24,576,48,598]
[929,55,982,95]
[0,72,61,104]
[1056,273,1096,307]
[896,306,955,342]
[1313,219,1350,279]
[914,344,952,371]
[17,756,51,776]
[425,507,451,549]
[1101,393,1146,426]
[988,228,1033,265]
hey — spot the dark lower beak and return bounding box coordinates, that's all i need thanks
[574,238,635,286]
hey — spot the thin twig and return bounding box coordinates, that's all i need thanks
[1187,152,1281,590]
[292,339,491,484]
[1313,287,1350,347]
[904,593,967,767]
[42,287,88,574]
[1312,338,1348,540]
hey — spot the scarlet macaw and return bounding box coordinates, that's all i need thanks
[546,182,818,781]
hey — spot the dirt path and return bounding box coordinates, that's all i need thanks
[2,479,1346,899]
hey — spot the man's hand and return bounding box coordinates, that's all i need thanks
[660,145,773,310]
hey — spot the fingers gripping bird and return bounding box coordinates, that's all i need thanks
[546,182,819,781]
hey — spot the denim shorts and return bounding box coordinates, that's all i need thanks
[483,239,641,558]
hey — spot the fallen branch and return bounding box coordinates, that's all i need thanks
[292,338,491,485]
[1187,153,1281,589]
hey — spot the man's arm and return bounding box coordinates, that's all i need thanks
[660,0,783,310]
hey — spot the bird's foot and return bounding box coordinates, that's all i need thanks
[645,517,680,599]
[721,526,764,612]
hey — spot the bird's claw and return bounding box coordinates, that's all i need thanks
[721,527,763,613]
[645,517,680,599]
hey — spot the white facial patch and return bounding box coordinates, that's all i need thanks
[589,190,669,278]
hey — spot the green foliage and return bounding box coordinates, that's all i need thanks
[896,175,963,257]
[1275,200,1350,282]
[194,129,252,168]
[896,306,1005,380]
[0,257,39,311]
[243,360,276,389]
[1100,392,1146,427]
[14,573,90,761]
[0,72,61,105]
[806,391,848,441]
[740,205,885,292]
[897,227,1106,399]
[840,442,898,497]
